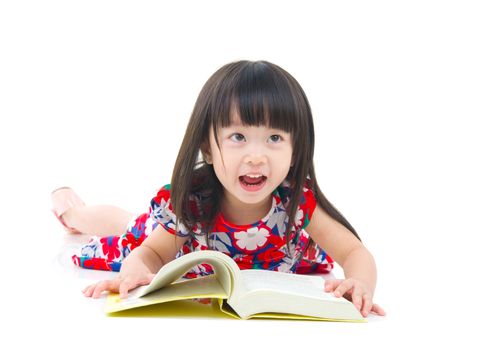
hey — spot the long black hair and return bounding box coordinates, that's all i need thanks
[170,60,360,254]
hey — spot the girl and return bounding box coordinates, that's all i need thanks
[52,60,385,317]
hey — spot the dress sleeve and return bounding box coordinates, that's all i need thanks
[299,177,317,230]
[149,184,192,237]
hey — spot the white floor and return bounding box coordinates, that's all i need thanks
[2,215,483,350]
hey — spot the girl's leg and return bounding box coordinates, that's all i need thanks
[62,205,135,237]
[52,187,135,236]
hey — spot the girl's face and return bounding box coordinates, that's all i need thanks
[205,112,293,210]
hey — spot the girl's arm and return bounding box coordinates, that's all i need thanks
[305,205,385,317]
[140,224,190,269]
[83,225,189,298]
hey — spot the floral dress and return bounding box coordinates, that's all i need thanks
[72,178,334,277]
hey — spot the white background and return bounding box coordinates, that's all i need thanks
[1,1,487,348]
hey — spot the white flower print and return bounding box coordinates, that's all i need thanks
[151,204,165,221]
[127,217,137,231]
[277,255,295,273]
[144,217,156,236]
[80,240,98,258]
[234,227,270,251]
[294,207,304,226]
[208,231,232,253]
[151,197,191,236]
[266,209,288,237]
[195,234,209,247]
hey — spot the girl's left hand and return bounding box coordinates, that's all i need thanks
[324,278,386,317]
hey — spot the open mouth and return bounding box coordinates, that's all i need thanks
[239,175,267,188]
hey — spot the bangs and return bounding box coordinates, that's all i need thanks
[210,61,300,134]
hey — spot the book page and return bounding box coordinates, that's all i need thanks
[138,250,239,297]
[105,274,228,313]
[240,269,348,303]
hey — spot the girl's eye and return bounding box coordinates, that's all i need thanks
[229,133,284,143]
[269,135,283,143]
[230,133,245,142]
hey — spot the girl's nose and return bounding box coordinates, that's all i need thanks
[243,153,267,165]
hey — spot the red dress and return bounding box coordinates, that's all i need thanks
[72,177,334,277]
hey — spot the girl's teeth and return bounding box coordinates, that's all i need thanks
[240,175,267,188]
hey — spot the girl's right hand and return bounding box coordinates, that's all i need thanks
[82,272,155,299]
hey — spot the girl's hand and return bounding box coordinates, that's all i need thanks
[82,272,155,299]
[324,278,386,317]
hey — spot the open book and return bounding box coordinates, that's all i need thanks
[105,250,365,322]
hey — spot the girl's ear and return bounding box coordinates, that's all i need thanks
[201,144,212,164]
[204,153,213,164]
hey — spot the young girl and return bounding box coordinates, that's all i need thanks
[52,60,385,317]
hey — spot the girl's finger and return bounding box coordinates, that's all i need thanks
[141,274,155,285]
[86,283,102,297]
[324,279,343,292]
[119,274,155,299]
[92,280,117,299]
[119,278,140,299]
[82,283,93,294]
[334,279,354,298]
[82,284,96,297]
[351,287,363,311]
[371,303,386,316]
[118,281,131,299]
[361,294,373,317]
[91,281,107,299]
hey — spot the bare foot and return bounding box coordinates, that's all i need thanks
[51,187,85,234]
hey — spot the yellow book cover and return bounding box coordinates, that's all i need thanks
[105,250,366,322]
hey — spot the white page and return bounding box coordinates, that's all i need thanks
[240,270,348,303]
